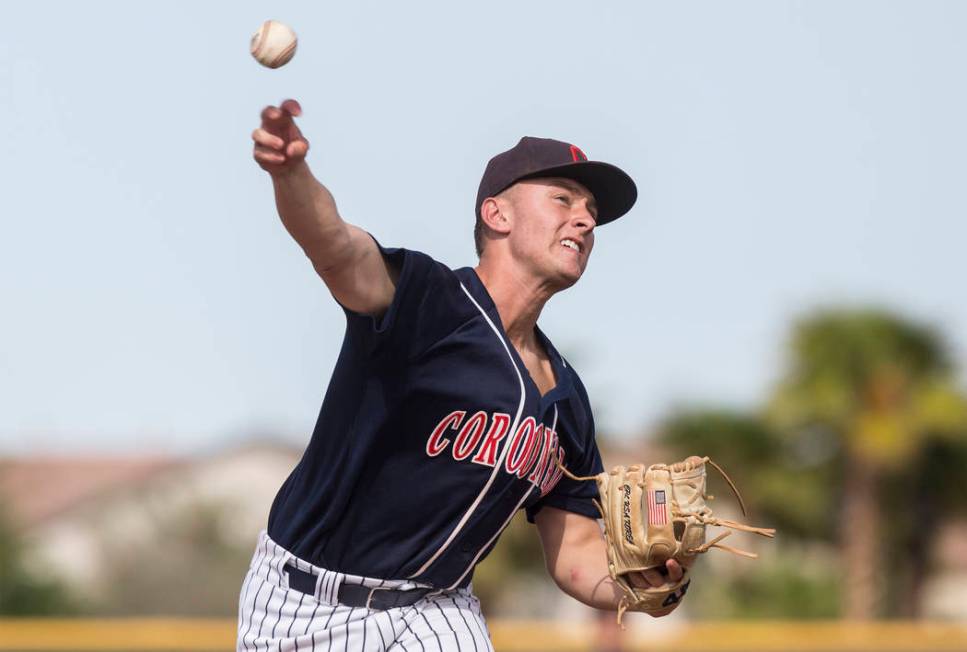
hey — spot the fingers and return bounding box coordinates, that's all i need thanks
[627,562,686,619]
[254,144,286,166]
[666,559,684,583]
[260,105,287,127]
[252,126,308,156]
[629,561,683,589]
[629,569,666,589]
[252,127,285,151]
[260,99,302,126]
[641,568,666,587]
[627,571,647,588]
[280,98,302,116]
[286,139,309,159]
[253,100,309,169]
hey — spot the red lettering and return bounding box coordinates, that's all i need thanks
[472,413,511,467]
[527,426,554,484]
[540,444,565,496]
[533,430,559,486]
[505,417,536,475]
[426,410,465,457]
[516,424,545,479]
[452,411,487,461]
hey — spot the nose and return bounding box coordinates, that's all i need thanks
[574,203,596,233]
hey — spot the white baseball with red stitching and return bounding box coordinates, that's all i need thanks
[250,20,297,69]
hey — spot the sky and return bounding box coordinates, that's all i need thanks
[1,1,965,454]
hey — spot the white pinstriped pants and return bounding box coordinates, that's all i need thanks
[237,531,495,652]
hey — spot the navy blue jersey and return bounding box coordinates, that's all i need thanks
[267,244,604,590]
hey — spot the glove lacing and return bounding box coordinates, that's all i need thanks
[660,457,776,558]
[554,453,775,622]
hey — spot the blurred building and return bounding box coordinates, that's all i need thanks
[0,442,300,604]
[1,437,965,621]
[922,521,967,620]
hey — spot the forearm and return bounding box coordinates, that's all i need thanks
[271,162,355,271]
[252,100,396,315]
[547,531,625,610]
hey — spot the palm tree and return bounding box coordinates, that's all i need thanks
[656,409,841,618]
[767,308,967,620]
[883,436,967,617]
[657,409,832,543]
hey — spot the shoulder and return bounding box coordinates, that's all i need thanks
[377,243,447,276]
[350,242,483,357]
[370,242,464,300]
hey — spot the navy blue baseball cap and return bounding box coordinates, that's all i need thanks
[475,136,637,225]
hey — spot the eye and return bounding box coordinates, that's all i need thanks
[555,194,570,204]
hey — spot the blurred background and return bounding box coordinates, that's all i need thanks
[2,1,966,650]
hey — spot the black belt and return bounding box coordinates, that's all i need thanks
[283,563,434,610]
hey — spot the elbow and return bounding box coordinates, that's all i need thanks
[549,562,587,600]
[545,558,570,592]
[565,566,585,589]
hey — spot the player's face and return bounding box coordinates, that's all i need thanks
[505,178,597,289]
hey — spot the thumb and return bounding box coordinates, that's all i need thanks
[286,137,309,160]
[280,98,302,117]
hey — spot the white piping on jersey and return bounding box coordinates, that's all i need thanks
[408,282,528,579]
[449,404,559,590]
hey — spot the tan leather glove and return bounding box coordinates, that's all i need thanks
[563,456,776,624]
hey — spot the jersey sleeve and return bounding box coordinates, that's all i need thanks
[525,438,603,523]
[525,383,604,523]
[340,238,458,361]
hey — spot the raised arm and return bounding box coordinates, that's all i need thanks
[252,99,397,317]
[534,506,683,616]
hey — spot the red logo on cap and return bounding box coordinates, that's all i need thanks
[569,145,587,162]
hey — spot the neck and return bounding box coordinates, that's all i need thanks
[474,261,555,350]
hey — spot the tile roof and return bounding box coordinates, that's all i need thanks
[0,456,179,528]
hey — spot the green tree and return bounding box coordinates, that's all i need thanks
[881,436,967,617]
[0,504,78,615]
[767,309,967,620]
[657,409,840,618]
[657,410,832,539]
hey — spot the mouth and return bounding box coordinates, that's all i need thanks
[560,238,581,254]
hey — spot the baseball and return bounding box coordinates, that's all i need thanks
[250,20,297,69]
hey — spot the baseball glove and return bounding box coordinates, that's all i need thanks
[560,456,775,624]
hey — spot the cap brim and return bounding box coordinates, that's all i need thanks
[519,161,637,225]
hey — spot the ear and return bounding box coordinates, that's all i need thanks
[480,196,512,237]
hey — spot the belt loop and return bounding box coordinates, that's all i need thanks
[281,555,294,592]
[324,571,344,606]
[311,566,323,601]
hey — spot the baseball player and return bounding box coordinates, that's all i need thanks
[237,98,685,651]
